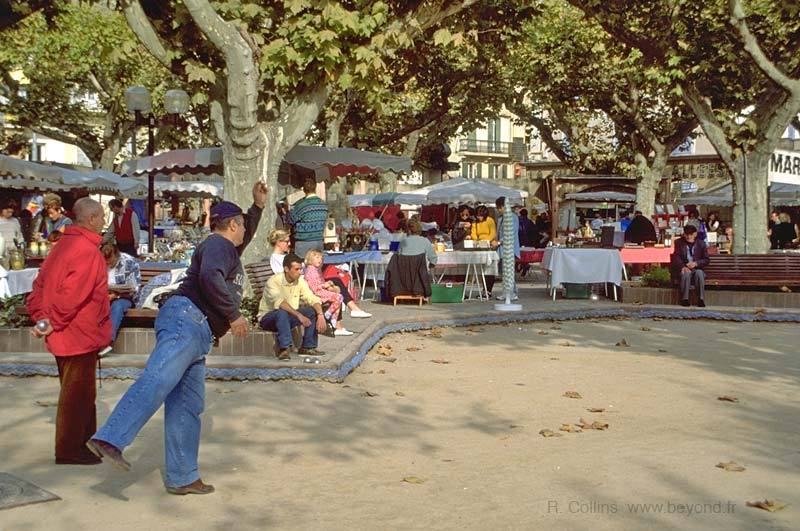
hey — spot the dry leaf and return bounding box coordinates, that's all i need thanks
[378,369,386,374]
[509,424,523,429]
[402,476,427,484]
[467,327,484,333]
[537,330,549,335]
[375,357,397,363]
[214,388,235,394]
[716,461,746,472]
[406,346,421,352]
[441,459,455,462]
[746,500,786,512]
[652,317,663,322]
[395,391,405,397]
[754,307,766,315]
[615,338,630,347]
[586,407,606,413]
[563,391,582,399]
[780,285,792,293]
[514,383,526,386]
[640,326,651,332]
[717,395,739,403]
[430,359,450,364]
[426,328,445,338]
[539,429,563,438]
[550,325,562,330]
[549,357,560,360]
[560,341,574,347]
[34,400,57,407]
[560,424,583,433]
[361,391,378,397]
[578,417,609,430]
[658,349,668,353]
[718,331,728,334]
[376,344,393,356]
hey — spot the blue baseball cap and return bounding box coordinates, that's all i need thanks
[210,201,243,221]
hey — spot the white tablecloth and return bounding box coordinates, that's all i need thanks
[0,267,39,298]
[434,250,499,276]
[543,248,624,287]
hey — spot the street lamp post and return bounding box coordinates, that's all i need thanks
[124,87,190,253]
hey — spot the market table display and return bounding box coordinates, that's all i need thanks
[542,247,625,301]
[518,247,545,263]
[353,250,499,301]
[0,267,39,298]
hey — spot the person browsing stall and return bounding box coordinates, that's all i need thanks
[399,219,437,265]
[99,243,141,357]
[102,198,140,257]
[470,205,497,242]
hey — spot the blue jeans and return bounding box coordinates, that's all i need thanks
[110,298,133,342]
[259,307,318,350]
[94,296,213,488]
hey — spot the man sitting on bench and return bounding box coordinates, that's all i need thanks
[671,225,709,307]
[259,253,327,360]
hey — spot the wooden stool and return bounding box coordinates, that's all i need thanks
[393,295,424,306]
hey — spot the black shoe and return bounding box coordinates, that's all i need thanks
[298,347,325,356]
[698,300,706,308]
[323,322,336,338]
[680,299,690,307]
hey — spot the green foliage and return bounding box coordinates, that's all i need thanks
[640,266,672,288]
[239,296,261,326]
[0,295,28,328]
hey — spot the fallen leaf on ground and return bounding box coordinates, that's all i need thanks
[430,359,451,364]
[509,424,523,429]
[539,429,563,438]
[716,461,746,472]
[560,341,574,347]
[718,331,728,334]
[586,407,606,413]
[361,391,378,397]
[615,338,630,347]
[780,285,792,293]
[466,327,484,333]
[578,417,609,430]
[550,325,562,330]
[560,424,583,433]
[657,348,668,353]
[378,369,386,374]
[640,326,651,332]
[717,395,739,402]
[754,307,766,315]
[214,388,235,394]
[376,344,394,356]
[746,500,786,512]
[426,328,445,338]
[652,317,663,322]
[514,383,526,386]
[402,476,427,484]
[395,391,405,397]
[406,346,421,352]
[537,330,549,335]
[35,400,57,407]
[375,357,397,363]
[549,357,560,360]
[563,391,582,399]
[441,459,455,462]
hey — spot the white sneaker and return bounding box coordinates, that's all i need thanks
[334,328,355,336]
[350,310,372,318]
[98,345,113,358]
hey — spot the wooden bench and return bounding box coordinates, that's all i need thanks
[244,261,274,300]
[702,254,800,287]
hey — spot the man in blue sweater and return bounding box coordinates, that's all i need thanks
[289,177,328,258]
[87,183,267,496]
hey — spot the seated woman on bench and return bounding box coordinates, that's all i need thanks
[304,249,372,326]
[100,243,141,356]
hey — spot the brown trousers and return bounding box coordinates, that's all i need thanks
[55,351,99,463]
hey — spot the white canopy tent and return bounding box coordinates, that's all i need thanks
[0,154,146,196]
[349,177,528,207]
[678,181,800,207]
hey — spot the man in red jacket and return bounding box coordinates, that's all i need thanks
[28,197,111,465]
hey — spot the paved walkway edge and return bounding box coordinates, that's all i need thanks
[2,306,798,382]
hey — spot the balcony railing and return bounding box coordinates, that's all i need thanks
[458,139,513,154]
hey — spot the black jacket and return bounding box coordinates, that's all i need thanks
[385,253,431,300]
[670,237,710,278]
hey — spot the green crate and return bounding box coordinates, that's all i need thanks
[431,283,464,303]
[563,283,592,299]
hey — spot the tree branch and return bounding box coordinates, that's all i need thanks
[121,0,184,77]
[729,0,800,94]
[679,81,736,168]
